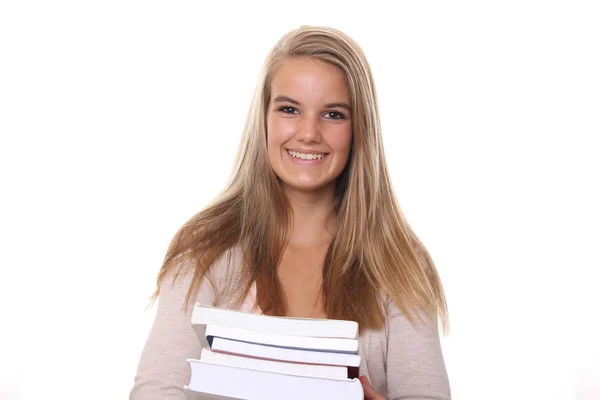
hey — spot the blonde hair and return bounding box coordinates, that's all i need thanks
[152,25,448,333]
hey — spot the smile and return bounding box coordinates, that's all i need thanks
[286,150,327,160]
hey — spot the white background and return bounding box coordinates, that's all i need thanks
[1,1,599,399]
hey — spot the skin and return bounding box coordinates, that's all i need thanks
[265,56,383,399]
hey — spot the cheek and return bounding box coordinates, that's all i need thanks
[267,116,295,146]
[329,126,353,154]
[266,114,278,150]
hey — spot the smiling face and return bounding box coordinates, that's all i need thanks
[266,57,353,195]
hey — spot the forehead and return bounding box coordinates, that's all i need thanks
[270,57,349,101]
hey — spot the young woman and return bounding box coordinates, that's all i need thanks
[130,25,451,400]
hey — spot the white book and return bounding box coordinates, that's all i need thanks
[199,348,347,379]
[202,324,359,354]
[192,304,358,339]
[185,359,363,400]
[210,336,361,377]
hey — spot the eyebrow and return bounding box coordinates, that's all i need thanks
[273,95,352,112]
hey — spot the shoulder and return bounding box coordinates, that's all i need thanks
[159,244,244,307]
[207,243,244,282]
[203,243,247,308]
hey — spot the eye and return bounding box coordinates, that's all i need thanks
[277,106,298,115]
[324,111,346,120]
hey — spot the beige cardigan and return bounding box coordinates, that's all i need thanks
[129,246,451,400]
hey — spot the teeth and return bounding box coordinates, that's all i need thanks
[287,150,326,160]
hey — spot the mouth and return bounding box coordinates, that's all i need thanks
[285,149,329,161]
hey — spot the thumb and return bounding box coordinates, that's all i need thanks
[359,375,381,400]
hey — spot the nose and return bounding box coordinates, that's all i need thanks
[295,114,322,144]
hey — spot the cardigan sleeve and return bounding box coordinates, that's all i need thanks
[385,301,451,400]
[129,262,216,400]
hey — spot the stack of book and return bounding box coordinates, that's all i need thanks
[185,305,363,399]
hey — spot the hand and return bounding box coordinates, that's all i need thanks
[359,375,385,400]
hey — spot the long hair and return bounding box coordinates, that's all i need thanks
[151,25,448,333]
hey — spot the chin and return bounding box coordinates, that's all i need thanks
[282,180,334,193]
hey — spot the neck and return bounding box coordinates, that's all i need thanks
[283,183,337,248]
